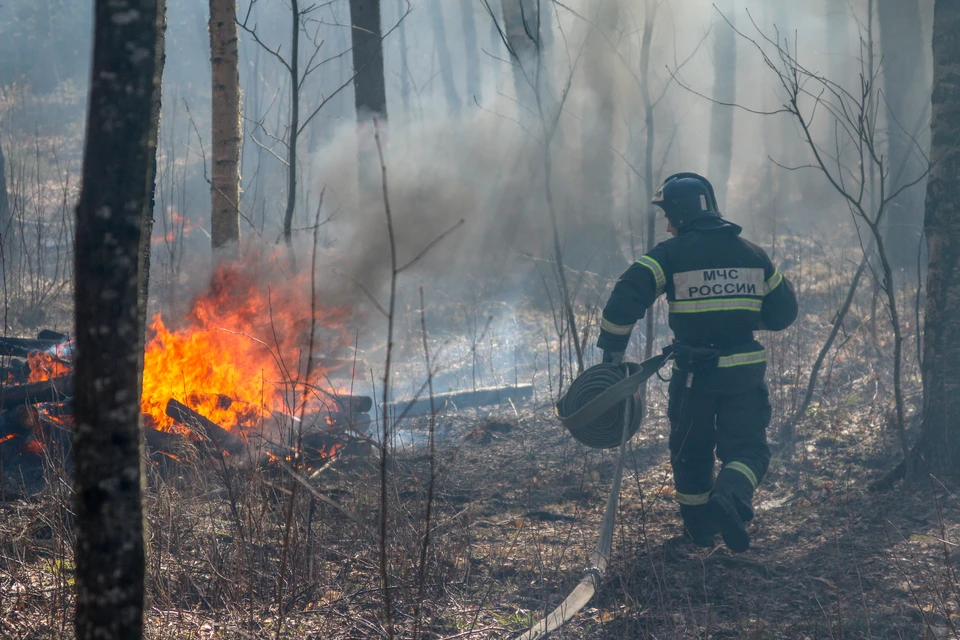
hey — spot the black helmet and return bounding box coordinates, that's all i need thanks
[651,172,721,229]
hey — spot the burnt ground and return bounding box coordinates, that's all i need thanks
[3,382,958,640]
[0,235,954,639]
[349,392,958,640]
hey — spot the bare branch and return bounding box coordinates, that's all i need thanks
[238,5,293,73]
[331,267,388,318]
[396,219,466,274]
[665,66,790,116]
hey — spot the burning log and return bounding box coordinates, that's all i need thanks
[3,403,191,461]
[15,402,72,432]
[390,384,534,416]
[0,376,72,409]
[258,429,373,473]
[165,399,243,454]
[0,335,69,357]
[0,396,232,466]
[0,408,35,459]
[301,383,372,415]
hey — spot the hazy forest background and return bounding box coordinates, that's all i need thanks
[5,0,960,638]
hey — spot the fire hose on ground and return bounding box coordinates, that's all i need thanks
[516,348,676,640]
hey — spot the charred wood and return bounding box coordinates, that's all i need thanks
[0,336,69,358]
[37,330,68,342]
[165,398,243,454]
[1,404,191,462]
[389,383,533,416]
[0,376,72,408]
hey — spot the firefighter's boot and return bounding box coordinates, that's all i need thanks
[707,492,748,552]
[710,465,757,553]
[680,504,718,548]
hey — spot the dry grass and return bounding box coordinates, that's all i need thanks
[1,251,956,640]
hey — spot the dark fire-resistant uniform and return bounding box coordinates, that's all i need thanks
[597,214,798,550]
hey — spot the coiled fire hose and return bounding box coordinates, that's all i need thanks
[555,361,646,450]
[517,349,675,640]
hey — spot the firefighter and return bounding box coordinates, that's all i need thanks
[597,172,798,553]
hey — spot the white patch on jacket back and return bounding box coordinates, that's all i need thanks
[673,268,765,300]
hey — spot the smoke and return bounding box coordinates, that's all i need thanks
[0,0,936,339]
[301,0,864,302]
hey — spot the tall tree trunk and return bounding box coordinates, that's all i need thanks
[430,0,461,113]
[283,0,300,247]
[396,0,411,118]
[74,1,162,638]
[460,0,482,102]
[209,0,242,251]
[766,0,800,207]
[538,0,553,49]
[575,0,622,278]
[489,0,502,62]
[350,0,388,120]
[500,0,543,116]
[708,3,736,210]
[877,0,929,268]
[0,134,13,271]
[349,0,388,187]
[821,0,854,164]
[825,0,853,92]
[33,0,60,93]
[912,0,960,480]
[639,0,657,362]
[240,36,260,225]
[139,0,167,368]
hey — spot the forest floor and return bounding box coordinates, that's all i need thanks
[0,234,952,639]
[2,380,958,640]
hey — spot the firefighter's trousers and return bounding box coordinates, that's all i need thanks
[667,371,771,539]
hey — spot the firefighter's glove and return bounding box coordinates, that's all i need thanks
[602,350,625,365]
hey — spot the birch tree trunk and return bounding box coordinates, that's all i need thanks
[209,0,241,251]
[73,0,162,637]
[912,0,960,480]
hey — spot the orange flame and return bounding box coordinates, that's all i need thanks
[34,403,72,427]
[27,350,70,383]
[141,256,349,433]
[0,434,16,444]
[266,441,343,467]
[317,442,343,459]
[153,211,200,245]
